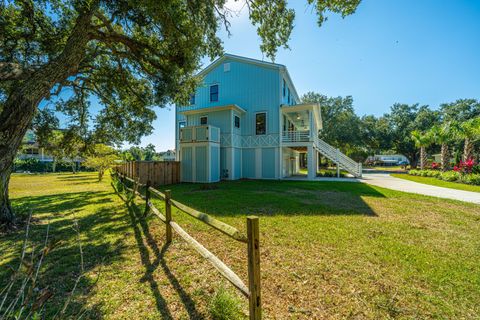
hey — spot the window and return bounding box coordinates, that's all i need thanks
[255,113,266,135]
[179,121,186,129]
[224,63,230,72]
[210,84,219,102]
[287,87,290,104]
[189,93,195,105]
[200,116,207,125]
[234,115,240,128]
[282,79,286,97]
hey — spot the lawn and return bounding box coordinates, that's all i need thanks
[1,172,479,319]
[364,165,409,172]
[391,173,480,193]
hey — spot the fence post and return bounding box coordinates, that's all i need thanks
[165,190,172,244]
[247,216,261,320]
[144,180,151,217]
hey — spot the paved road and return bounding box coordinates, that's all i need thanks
[361,173,480,204]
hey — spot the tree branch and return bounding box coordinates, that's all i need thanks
[0,62,34,81]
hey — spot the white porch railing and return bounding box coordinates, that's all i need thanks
[282,130,311,143]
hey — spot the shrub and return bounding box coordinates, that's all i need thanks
[208,287,244,320]
[460,173,480,185]
[408,169,420,176]
[409,169,480,185]
[439,171,460,182]
[409,169,440,178]
[317,170,346,178]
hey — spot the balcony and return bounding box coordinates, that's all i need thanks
[282,130,311,143]
[180,125,220,143]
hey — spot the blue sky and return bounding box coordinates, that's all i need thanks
[69,0,480,151]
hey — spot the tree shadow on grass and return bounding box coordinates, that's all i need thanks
[155,180,386,217]
[115,189,205,319]
[2,191,130,319]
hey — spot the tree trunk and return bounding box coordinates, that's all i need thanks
[419,147,426,170]
[440,143,449,171]
[463,138,473,162]
[52,158,57,173]
[0,10,95,225]
[0,166,14,225]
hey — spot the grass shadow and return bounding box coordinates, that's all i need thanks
[1,195,129,318]
[114,187,205,319]
[154,179,386,217]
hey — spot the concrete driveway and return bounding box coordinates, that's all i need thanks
[361,173,480,204]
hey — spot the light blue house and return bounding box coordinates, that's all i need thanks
[175,54,362,183]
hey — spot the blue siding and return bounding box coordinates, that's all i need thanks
[211,145,220,181]
[176,54,303,182]
[220,148,227,178]
[262,148,276,178]
[181,147,193,182]
[242,149,255,178]
[190,58,281,136]
[188,110,232,133]
[195,146,207,182]
[234,148,241,179]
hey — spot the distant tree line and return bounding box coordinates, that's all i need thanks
[302,93,480,167]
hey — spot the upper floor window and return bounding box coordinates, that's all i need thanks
[210,84,219,102]
[255,113,266,135]
[283,79,286,97]
[234,115,240,128]
[287,87,290,104]
[189,93,195,105]
[200,116,208,125]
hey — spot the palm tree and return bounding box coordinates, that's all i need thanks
[429,123,452,171]
[411,130,433,170]
[452,118,480,162]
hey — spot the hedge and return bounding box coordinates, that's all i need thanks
[408,169,480,186]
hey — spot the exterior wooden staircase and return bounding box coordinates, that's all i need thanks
[313,136,363,178]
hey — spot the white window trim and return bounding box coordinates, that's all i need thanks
[255,111,267,136]
[209,84,219,102]
[234,115,240,129]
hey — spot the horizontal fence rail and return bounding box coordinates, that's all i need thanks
[111,171,261,319]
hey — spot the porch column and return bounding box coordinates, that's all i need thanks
[307,145,317,180]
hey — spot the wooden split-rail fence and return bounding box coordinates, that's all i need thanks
[111,171,262,319]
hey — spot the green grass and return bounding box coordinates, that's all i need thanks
[364,165,409,172]
[1,173,480,319]
[391,173,480,193]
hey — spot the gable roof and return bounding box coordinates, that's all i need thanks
[197,53,300,101]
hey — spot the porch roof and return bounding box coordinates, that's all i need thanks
[179,104,247,116]
[281,103,322,130]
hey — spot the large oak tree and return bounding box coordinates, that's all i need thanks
[0,0,360,224]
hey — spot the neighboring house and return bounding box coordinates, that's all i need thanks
[17,129,82,164]
[175,54,362,183]
[432,154,455,164]
[366,154,409,166]
[17,129,54,162]
[158,149,176,161]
